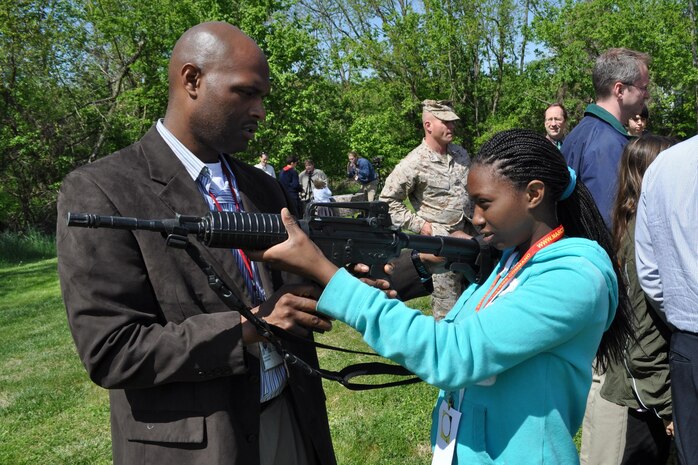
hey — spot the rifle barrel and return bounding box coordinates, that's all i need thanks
[67,212,169,232]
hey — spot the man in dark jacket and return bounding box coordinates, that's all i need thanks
[278,155,303,214]
[562,47,651,465]
[56,22,335,465]
[562,48,650,228]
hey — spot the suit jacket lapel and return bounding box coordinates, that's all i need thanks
[139,126,254,309]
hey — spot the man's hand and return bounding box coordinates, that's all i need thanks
[242,283,333,343]
[419,221,433,236]
[417,230,473,275]
[664,419,674,437]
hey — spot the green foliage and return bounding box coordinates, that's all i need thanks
[2,0,698,231]
[0,230,56,264]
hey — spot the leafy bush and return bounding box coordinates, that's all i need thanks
[0,230,56,264]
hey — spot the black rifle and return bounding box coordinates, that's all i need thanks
[65,201,494,389]
[67,201,493,284]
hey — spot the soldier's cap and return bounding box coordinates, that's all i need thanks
[421,99,460,121]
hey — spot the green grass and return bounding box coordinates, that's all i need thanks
[0,233,111,465]
[0,229,57,265]
[316,297,437,464]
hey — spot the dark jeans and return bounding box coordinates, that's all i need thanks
[670,330,698,465]
[620,408,671,465]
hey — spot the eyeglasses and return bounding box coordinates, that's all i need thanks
[623,82,650,94]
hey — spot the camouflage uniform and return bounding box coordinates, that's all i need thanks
[380,139,473,319]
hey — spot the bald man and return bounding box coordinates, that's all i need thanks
[57,22,336,465]
[380,100,474,319]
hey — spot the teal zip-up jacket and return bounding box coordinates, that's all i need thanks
[318,237,618,464]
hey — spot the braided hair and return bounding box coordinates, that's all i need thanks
[473,129,631,372]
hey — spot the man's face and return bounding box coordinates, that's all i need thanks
[621,64,650,120]
[425,116,456,147]
[305,162,314,174]
[544,107,566,141]
[260,154,269,165]
[190,41,271,155]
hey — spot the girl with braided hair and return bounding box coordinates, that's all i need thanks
[258,128,631,464]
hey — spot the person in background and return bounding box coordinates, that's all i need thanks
[254,151,276,177]
[544,102,568,149]
[636,134,698,465]
[562,48,651,228]
[311,177,332,204]
[346,150,378,201]
[309,177,335,217]
[278,155,303,215]
[627,105,649,137]
[56,21,335,465]
[379,99,474,320]
[299,159,328,205]
[257,129,632,465]
[600,135,678,465]
[561,48,652,465]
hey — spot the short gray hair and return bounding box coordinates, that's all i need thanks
[592,48,651,99]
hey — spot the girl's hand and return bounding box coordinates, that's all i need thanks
[250,208,339,286]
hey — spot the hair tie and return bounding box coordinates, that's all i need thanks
[560,166,577,200]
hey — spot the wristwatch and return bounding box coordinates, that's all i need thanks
[410,249,432,281]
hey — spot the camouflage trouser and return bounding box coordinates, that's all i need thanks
[431,270,466,320]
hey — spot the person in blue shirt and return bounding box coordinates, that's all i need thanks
[561,49,651,464]
[257,129,632,465]
[346,150,378,200]
[562,48,650,229]
[278,155,303,214]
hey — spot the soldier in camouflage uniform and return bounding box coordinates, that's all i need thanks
[380,99,473,319]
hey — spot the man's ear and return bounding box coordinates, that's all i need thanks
[526,180,546,208]
[181,63,202,98]
[612,80,625,100]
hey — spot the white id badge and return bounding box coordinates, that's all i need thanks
[431,398,462,465]
[259,342,283,370]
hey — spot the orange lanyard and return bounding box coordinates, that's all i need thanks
[475,225,565,312]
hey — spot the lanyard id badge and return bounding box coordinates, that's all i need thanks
[431,390,464,465]
[260,341,283,370]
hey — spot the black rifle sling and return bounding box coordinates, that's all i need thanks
[174,233,421,391]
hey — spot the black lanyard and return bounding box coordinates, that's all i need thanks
[166,229,420,391]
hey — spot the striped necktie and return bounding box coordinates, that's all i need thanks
[197,166,265,305]
[197,165,286,402]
